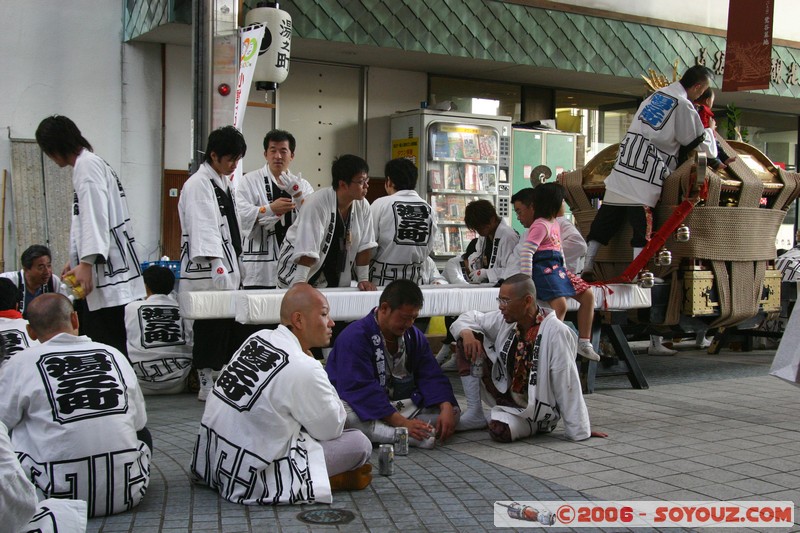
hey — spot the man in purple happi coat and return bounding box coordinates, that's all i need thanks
[326,279,459,449]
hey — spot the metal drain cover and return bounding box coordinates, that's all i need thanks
[296,508,356,525]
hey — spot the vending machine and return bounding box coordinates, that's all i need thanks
[390,109,512,258]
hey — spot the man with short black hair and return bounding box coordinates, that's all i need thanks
[583,65,714,280]
[326,279,459,448]
[1,244,71,318]
[35,115,146,356]
[125,265,192,394]
[178,125,248,400]
[276,154,377,290]
[369,158,437,286]
[463,199,519,284]
[236,129,314,289]
[0,293,151,517]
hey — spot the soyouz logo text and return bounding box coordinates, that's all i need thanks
[494,501,794,528]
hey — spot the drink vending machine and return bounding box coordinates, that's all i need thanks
[390,109,512,259]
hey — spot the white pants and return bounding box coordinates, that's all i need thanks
[342,399,460,444]
[318,428,372,476]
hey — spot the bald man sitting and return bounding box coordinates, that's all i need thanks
[0,293,151,517]
[191,283,373,505]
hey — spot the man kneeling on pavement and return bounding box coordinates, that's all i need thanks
[191,283,373,505]
[451,273,607,442]
[326,279,460,448]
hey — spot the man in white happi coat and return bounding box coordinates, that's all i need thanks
[0,419,88,533]
[508,187,587,275]
[191,283,373,505]
[0,294,151,517]
[178,126,248,400]
[35,116,146,357]
[125,265,192,394]
[0,278,37,366]
[451,274,607,442]
[236,129,314,288]
[276,154,377,291]
[463,199,519,284]
[0,244,71,318]
[369,158,437,285]
[582,66,713,279]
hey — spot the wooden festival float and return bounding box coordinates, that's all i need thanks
[560,137,800,343]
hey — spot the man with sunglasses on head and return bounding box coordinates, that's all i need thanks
[276,154,377,291]
[450,273,607,442]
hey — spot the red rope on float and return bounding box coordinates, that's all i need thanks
[594,175,709,285]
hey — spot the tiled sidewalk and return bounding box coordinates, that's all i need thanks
[87,342,800,532]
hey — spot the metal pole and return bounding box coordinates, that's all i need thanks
[190,0,210,174]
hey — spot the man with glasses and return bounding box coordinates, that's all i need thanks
[277,154,377,291]
[451,273,606,442]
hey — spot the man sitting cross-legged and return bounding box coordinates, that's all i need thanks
[451,273,608,442]
[191,283,372,505]
[326,279,460,448]
[0,293,151,517]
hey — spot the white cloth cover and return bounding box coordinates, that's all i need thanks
[466,219,519,283]
[0,333,150,517]
[234,285,501,324]
[191,325,345,505]
[70,149,146,311]
[369,189,437,285]
[0,418,37,532]
[450,310,591,441]
[604,81,705,208]
[178,283,648,323]
[124,293,193,394]
[276,187,377,288]
[0,317,38,366]
[235,165,313,287]
[178,162,243,293]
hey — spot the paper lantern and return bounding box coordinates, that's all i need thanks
[244,2,292,91]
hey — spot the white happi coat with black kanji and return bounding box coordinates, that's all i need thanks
[0,333,150,517]
[450,309,590,441]
[191,326,345,505]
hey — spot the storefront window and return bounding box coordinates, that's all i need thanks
[429,76,521,120]
[554,90,639,162]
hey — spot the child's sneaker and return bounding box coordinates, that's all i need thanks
[577,340,601,361]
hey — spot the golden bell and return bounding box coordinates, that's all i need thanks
[638,270,655,288]
[656,248,672,267]
[675,224,690,242]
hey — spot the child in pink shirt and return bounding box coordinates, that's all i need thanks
[520,183,600,361]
